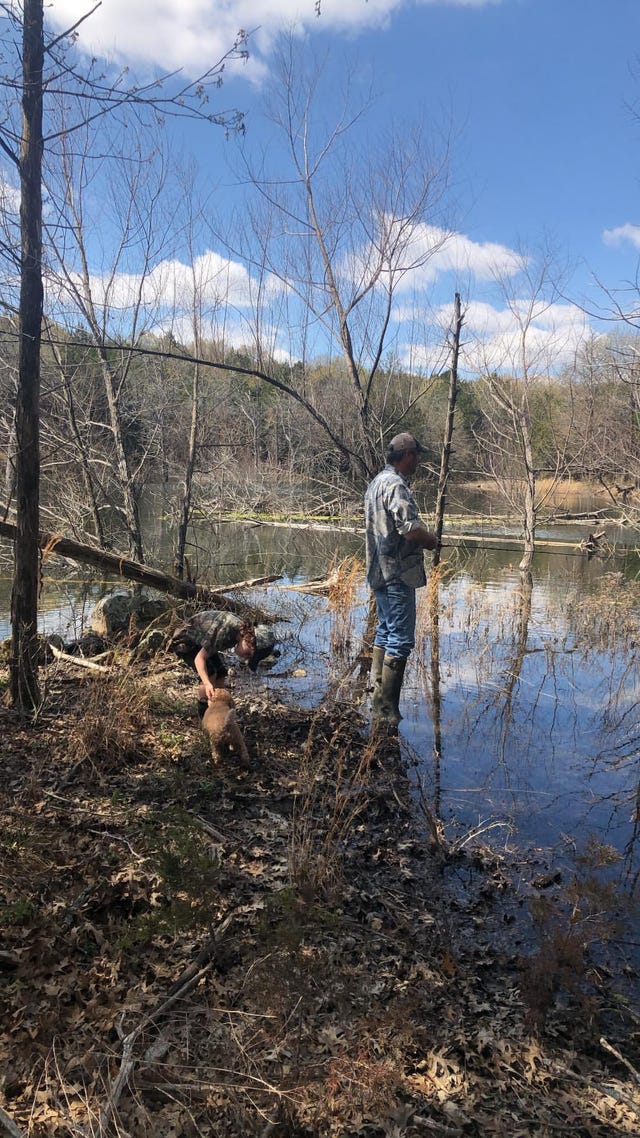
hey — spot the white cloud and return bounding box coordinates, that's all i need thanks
[146,250,272,311]
[45,246,283,336]
[48,0,503,78]
[603,223,640,251]
[406,298,590,375]
[351,222,524,300]
[397,225,525,290]
[457,298,589,373]
[0,176,20,214]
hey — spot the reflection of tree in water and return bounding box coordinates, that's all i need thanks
[591,725,640,891]
[431,569,541,830]
[489,578,637,878]
[564,577,640,888]
[411,567,640,886]
[163,516,364,588]
[500,570,533,724]
[425,572,442,818]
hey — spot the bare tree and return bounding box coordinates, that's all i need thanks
[9,0,45,710]
[43,326,108,544]
[472,251,581,571]
[432,292,464,566]
[43,118,181,561]
[569,331,640,520]
[217,36,453,481]
[168,179,220,580]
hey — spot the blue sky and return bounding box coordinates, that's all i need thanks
[29,0,640,372]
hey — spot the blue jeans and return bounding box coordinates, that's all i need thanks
[373,583,417,659]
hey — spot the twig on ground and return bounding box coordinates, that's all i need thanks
[0,1105,27,1138]
[192,814,229,844]
[412,1114,462,1133]
[50,645,111,672]
[600,1037,640,1085]
[96,911,235,1136]
[451,819,512,852]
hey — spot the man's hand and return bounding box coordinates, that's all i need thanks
[404,524,438,551]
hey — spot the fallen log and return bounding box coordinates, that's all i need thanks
[278,568,341,595]
[49,644,112,673]
[0,520,280,615]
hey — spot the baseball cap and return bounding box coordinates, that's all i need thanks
[388,432,423,455]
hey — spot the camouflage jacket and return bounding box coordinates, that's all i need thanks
[364,465,427,590]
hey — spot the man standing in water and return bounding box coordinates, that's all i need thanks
[365,432,438,724]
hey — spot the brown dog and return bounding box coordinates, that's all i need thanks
[201,688,250,767]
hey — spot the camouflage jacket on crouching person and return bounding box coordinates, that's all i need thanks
[187,610,245,655]
[169,609,276,673]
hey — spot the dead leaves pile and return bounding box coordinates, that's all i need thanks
[0,662,639,1137]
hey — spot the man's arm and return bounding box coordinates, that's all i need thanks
[194,646,216,701]
[403,524,438,551]
[386,479,437,551]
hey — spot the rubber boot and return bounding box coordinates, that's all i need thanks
[370,645,386,714]
[378,655,407,725]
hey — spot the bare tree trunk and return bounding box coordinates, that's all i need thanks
[96,346,144,562]
[519,419,537,572]
[48,332,108,547]
[11,0,44,711]
[174,360,199,579]
[433,292,463,568]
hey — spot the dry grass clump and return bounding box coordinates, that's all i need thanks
[289,708,375,899]
[326,555,364,659]
[462,476,606,514]
[69,668,150,771]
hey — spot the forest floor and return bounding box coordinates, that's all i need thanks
[1,654,639,1138]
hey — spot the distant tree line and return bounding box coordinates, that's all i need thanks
[2,316,640,553]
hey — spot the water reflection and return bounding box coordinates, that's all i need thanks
[401,559,640,894]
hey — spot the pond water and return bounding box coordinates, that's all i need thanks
[1,506,640,911]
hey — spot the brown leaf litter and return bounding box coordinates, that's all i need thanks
[0,657,638,1137]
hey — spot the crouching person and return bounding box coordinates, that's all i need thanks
[169,609,277,719]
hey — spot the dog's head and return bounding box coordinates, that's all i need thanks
[208,688,234,708]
